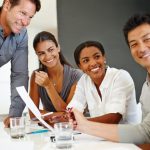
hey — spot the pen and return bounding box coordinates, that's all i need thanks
[73,132,81,135]
[31,117,38,121]
[41,112,53,117]
[31,112,53,121]
[27,129,50,134]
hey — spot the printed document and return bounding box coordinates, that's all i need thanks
[16,86,54,131]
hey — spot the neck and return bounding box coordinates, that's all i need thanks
[48,63,64,79]
[94,78,103,88]
[147,67,150,75]
[48,63,64,88]
[93,70,106,87]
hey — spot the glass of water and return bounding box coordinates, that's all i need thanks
[54,122,73,149]
[10,117,25,139]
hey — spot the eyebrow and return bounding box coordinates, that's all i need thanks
[80,52,101,60]
[80,57,88,61]
[36,46,55,53]
[129,33,150,44]
[143,33,150,38]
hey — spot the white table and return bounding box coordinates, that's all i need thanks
[0,122,141,150]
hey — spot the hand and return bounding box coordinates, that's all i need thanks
[70,108,87,131]
[35,71,52,88]
[43,112,69,127]
[3,116,11,128]
[66,108,75,121]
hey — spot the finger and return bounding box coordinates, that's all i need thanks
[35,72,45,79]
[3,116,9,125]
[35,78,42,86]
[35,74,46,85]
[38,71,48,77]
[35,71,48,78]
[4,118,10,128]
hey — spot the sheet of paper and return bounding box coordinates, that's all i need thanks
[16,86,54,131]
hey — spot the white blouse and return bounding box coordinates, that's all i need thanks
[68,67,138,124]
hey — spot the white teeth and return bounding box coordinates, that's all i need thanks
[46,59,53,63]
[143,53,150,58]
[91,67,99,72]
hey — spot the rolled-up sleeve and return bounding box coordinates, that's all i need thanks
[118,112,150,144]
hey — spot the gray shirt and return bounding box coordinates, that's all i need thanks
[39,64,83,112]
[118,74,150,144]
[0,26,28,117]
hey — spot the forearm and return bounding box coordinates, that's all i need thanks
[118,123,149,144]
[45,84,67,111]
[88,113,122,124]
[81,120,119,142]
[29,109,48,119]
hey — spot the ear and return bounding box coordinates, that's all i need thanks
[3,0,11,11]
[57,44,61,52]
[78,63,83,70]
[103,55,106,63]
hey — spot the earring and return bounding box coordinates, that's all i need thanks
[104,61,108,70]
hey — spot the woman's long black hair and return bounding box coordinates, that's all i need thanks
[33,31,71,71]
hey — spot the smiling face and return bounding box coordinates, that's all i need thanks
[128,23,150,71]
[79,46,106,84]
[35,40,61,69]
[4,0,36,34]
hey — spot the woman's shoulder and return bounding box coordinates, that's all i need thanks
[107,67,133,83]
[109,67,131,76]
[64,64,83,77]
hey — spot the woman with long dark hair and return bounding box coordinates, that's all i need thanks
[29,31,82,120]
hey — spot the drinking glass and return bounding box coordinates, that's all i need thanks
[54,122,73,149]
[10,117,25,139]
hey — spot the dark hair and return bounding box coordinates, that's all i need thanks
[2,0,41,12]
[33,31,71,71]
[74,41,105,67]
[123,13,150,45]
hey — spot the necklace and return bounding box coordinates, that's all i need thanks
[49,65,63,88]
[52,81,56,87]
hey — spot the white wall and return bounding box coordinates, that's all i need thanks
[0,0,58,114]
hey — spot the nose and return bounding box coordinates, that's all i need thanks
[22,17,30,26]
[44,52,52,61]
[138,42,147,53]
[90,58,97,67]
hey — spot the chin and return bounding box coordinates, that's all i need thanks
[90,74,100,79]
[143,63,150,68]
[12,26,22,33]
[46,63,57,69]
[12,30,20,34]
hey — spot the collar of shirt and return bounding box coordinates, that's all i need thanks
[0,25,17,38]
[0,26,4,37]
[146,73,150,86]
